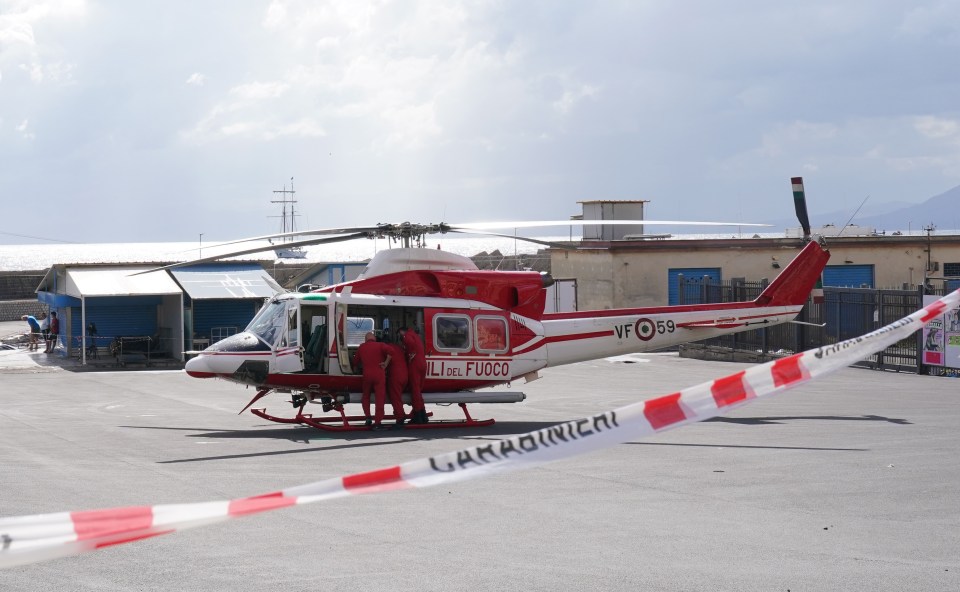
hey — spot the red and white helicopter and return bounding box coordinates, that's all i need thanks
[180,181,829,431]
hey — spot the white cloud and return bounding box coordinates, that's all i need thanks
[0,18,35,46]
[914,116,960,141]
[18,62,43,82]
[16,118,34,139]
[377,101,441,149]
[899,2,960,42]
[552,83,600,115]
[15,61,71,84]
[263,0,287,29]
[718,115,960,185]
[186,72,206,86]
[230,80,290,100]
[757,121,839,158]
[0,1,84,86]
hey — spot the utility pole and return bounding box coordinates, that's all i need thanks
[923,223,936,292]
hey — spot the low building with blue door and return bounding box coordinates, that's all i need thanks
[36,265,184,363]
[35,262,284,364]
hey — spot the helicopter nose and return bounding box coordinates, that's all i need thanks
[185,354,216,378]
[185,332,272,378]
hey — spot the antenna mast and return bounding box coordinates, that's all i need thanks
[271,177,299,236]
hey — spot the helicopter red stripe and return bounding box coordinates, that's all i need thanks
[511,330,614,354]
[342,466,409,493]
[643,393,687,429]
[711,371,749,407]
[546,330,614,343]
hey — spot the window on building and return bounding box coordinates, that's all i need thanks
[943,262,960,277]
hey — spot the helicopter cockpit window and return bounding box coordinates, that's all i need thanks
[475,316,508,353]
[433,314,471,352]
[248,300,287,346]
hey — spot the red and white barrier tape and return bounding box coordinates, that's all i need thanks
[2,290,958,569]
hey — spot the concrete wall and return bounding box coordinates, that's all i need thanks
[0,299,48,322]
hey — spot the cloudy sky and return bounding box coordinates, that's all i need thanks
[1,0,959,244]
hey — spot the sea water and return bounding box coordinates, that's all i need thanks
[0,236,571,272]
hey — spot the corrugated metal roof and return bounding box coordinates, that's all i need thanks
[65,267,182,297]
[171,264,283,299]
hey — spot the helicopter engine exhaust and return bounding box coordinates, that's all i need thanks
[540,272,554,288]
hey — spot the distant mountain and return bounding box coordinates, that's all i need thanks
[774,185,960,233]
[854,185,960,232]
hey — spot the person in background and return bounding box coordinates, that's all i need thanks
[400,326,428,424]
[21,315,41,351]
[44,311,60,353]
[351,332,392,430]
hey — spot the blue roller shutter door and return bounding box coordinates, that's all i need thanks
[193,299,261,341]
[668,268,722,305]
[69,296,161,342]
[823,265,875,288]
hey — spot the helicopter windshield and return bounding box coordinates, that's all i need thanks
[247,300,287,346]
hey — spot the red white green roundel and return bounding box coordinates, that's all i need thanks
[635,318,656,341]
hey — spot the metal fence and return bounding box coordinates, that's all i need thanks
[683,277,958,374]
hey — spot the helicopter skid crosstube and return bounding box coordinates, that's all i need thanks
[249,403,495,432]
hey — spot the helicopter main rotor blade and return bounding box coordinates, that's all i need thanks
[132,232,370,275]
[449,220,771,230]
[444,228,575,250]
[203,226,386,249]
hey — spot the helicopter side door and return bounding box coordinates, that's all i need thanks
[301,303,329,374]
[274,299,304,374]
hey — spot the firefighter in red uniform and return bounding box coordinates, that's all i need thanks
[400,326,428,424]
[352,332,393,430]
[385,335,408,426]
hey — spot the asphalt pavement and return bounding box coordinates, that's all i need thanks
[0,341,958,591]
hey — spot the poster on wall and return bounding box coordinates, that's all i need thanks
[922,296,960,369]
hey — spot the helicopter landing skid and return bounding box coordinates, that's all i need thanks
[249,402,495,432]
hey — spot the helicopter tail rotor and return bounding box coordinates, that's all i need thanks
[791,177,812,243]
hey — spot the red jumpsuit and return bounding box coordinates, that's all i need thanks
[352,341,391,424]
[403,330,427,413]
[385,343,408,419]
